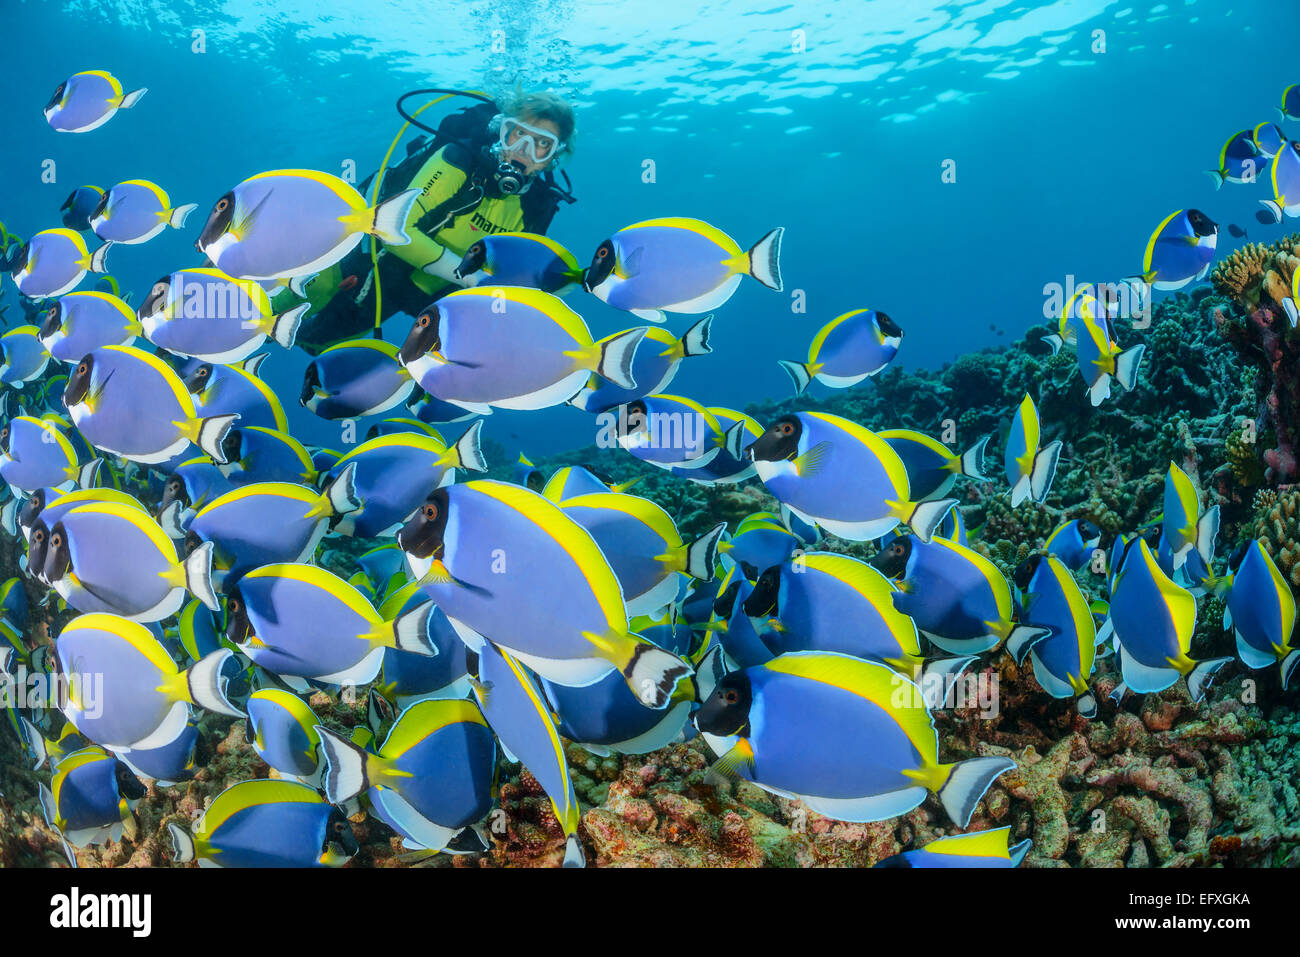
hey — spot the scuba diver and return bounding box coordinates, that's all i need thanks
[287,88,578,353]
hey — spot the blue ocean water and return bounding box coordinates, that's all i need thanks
[1,0,1295,457]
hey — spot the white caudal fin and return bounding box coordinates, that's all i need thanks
[197,414,240,463]
[723,420,749,461]
[1204,169,1225,190]
[370,189,422,245]
[0,498,17,538]
[680,314,714,357]
[1030,440,1062,504]
[287,273,316,298]
[1115,343,1146,392]
[391,602,437,656]
[1196,505,1220,566]
[167,823,194,863]
[119,87,147,109]
[168,204,198,229]
[20,716,47,770]
[623,643,692,710]
[77,458,101,489]
[183,541,219,611]
[1282,650,1300,691]
[188,648,242,717]
[454,419,488,472]
[909,497,959,543]
[157,500,188,539]
[746,227,784,290]
[271,303,308,350]
[315,724,369,804]
[959,434,990,478]
[1187,656,1231,703]
[1041,333,1064,355]
[324,461,361,515]
[1005,624,1052,665]
[1076,691,1098,720]
[1088,375,1111,407]
[686,522,728,581]
[938,755,1015,828]
[1285,298,1299,328]
[778,359,812,395]
[241,353,267,376]
[563,835,586,868]
[89,242,111,274]
[1260,199,1284,224]
[597,327,646,389]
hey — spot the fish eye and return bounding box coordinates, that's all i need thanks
[50,533,61,547]
[197,367,210,378]
[216,199,229,212]
[418,314,431,327]
[32,529,44,543]
[779,423,794,435]
[723,689,739,703]
[76,361,88,376]
[423,503,438,520]
[597,248,607,259]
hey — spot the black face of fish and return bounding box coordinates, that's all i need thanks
[457,241,487,278]
[619,399,648,439]
[584,239,616,291]
[1187,209,1217,237]
[64,355,95,407]
[43,522,72,584]
[114,761,147,801]
[196,192,235,253]
[0,421,9,455]
[876,311,903,338]
[88,190,112,224]
[1012,554,1042,592]
[398,307,442,365]
[20,490,46,532]
[224,590,253,643]
[325,808,359,858]
[220,428,243,468]
[1078,519,1101,541]
[59,191,77,213]
[869,536,912,578]
[39,302,64,340]
[743,566,781,618]
[45,83,66,113]
[7,242,28,275]
[396,489,451,560]
[299,362,320,407]
[184,363,212,395]
[747,415,802,463]
[712,580,742,619]
[160,474,190,511]
[694,671,753,736]
[27,521,50,581]
[138,277,171,320]
[1227,541,1250,573]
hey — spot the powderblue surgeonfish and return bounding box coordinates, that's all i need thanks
[878,429,988,501]
[37,291,140,362]
[9,229,109,298]
[455,232,585,293]
[469,641,585,867]
[612,394,727,472]
[1223,540,1299,688]
[39,747,146,848]
[327,422,486,538]
[168,779,358,868]
[65,346,237,465]
[138,269,305,363]
[709,563,782,668]
[1012,554,1098,717]
[1161,462,1218,573]
[0,325,53,386]
[670,406,761,485]
[396,481,693,707]
[399,287,645,413]
[302,339,415,419]
[1097,539,1231,701]
[1004,394,1061,507]
[1280,85,1300,122]
[376,582,472,705]
[45,501,219,620]
[541,465,633,502]
[316,698,496,854]
[1135,209,1218,290]
[44,70,146,133]
[187,467,359,583]
[89,180,197,245]
[1206,129,1265,189]
[1254,121,1287,159]
[584,217,784,324]
[53,612,240,752]
[871,534,1049,657]
[159,458,235,516]
[185,354,287,434]
[0,415,100,494]
[246,688,324,785]
[60,185,106,232]
[875,826,1031,868]
[1261,140,1300,223]
[119,717,200,786]
[779,308,902,395]
[569,316,713,413]
[196,169,420,281]
[227,563,437,684]
[722,512,803,574]
[1074,313,1145,406]
[694,652,1015,826]
[218,426,318,486]
[1044,518,1102,571]
[743,411,956,543]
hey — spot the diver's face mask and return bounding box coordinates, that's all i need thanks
[498,115,563,166]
